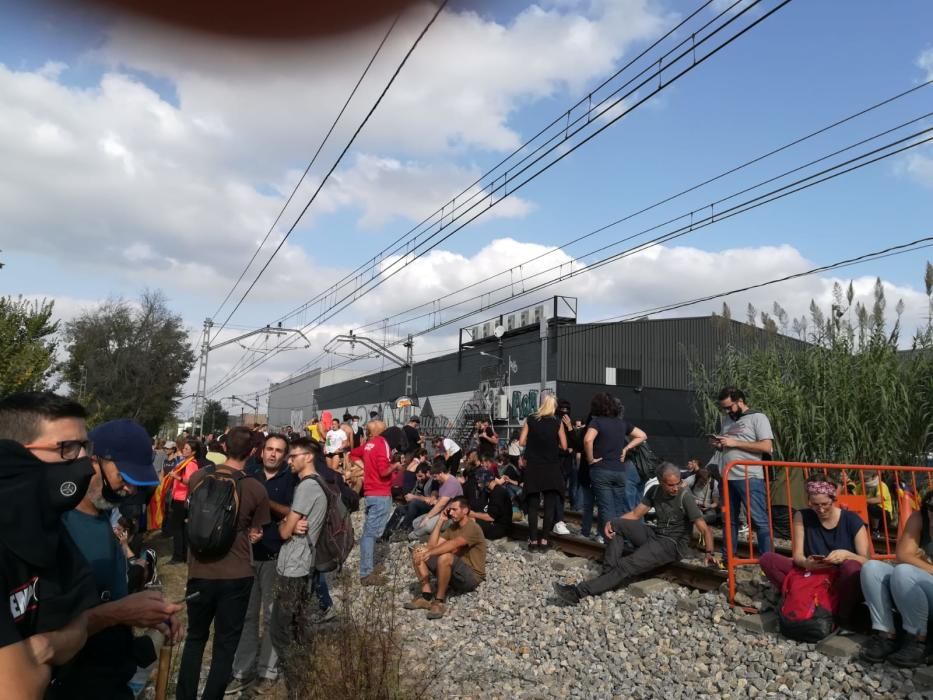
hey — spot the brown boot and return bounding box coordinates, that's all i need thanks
[403,596,432,610]
[360,572,387,587]
[426,599,447,619]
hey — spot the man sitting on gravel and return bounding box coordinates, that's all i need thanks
[553,463,715,605]
[404,497,486,619]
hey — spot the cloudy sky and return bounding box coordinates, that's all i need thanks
[2,0,932,417]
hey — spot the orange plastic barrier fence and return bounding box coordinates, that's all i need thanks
[721,460,933,605]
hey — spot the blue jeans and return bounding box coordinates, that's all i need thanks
[579,483,595,537]
[863,560,933,636]
[723,478,772,558]
[359,496,392,577]
[314,572,333,610]
[590,465,627,533]
[622,459,643,514]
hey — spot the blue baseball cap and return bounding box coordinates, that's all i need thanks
[88,419,159,486]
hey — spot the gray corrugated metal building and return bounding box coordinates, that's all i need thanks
[268,313,792,464]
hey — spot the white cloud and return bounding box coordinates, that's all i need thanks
[95,1,668,158]
[33,237,918,411]
[918,47,933,81]
[0,1,668,304]
[903,149,933,189]
[325,154,535,228]
[341,238,931,346]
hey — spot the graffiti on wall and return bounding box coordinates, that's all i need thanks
[315,397,457,436]
[511,389,539,421]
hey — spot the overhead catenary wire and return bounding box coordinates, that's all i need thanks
[389,126,933,344]
[206,0,795,390]
[351,89,933,335]
[271,0,788,333]
[206,120,933,396]
[269,0,722,327]
[209,0,448,343]
[215,80,933,392]
[206,14,400,341]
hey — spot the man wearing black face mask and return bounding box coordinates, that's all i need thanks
[708,386,775,560]
[0,392,99,699]
[52,419,184,699]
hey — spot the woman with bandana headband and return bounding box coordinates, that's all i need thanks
[859,489,933,667]
[760,477,870,627]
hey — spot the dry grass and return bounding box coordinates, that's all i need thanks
[278,562,424,700]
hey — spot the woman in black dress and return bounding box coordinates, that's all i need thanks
[520,394,568,550]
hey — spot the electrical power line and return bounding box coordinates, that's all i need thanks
[207,14,400,340]
[210,0,448,342]
[256,234,933,408]
[206,0,794,390]
[351,91,933,335]
[271,0,788,335]
[395,127,933,341]
[207,120,932,395]
[269,0,722,327]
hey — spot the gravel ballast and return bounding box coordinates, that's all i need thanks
[339,527,922,700]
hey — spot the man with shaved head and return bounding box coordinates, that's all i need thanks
[553,463,715,605]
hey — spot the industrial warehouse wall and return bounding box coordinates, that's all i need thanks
[316,381,557,437]
[555,382,710,466]
[267,369,320,428]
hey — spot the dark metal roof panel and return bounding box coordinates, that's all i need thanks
[556,316,794,390]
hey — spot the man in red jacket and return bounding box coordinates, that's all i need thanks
[359,421,399,585]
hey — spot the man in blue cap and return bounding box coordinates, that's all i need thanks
[51,419,185,700]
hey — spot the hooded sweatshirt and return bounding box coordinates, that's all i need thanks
[0,440,98,649]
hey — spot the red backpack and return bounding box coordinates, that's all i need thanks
[777,567,840,642]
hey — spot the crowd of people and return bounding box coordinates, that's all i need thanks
[1,385,932,699]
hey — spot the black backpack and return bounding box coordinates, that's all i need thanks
[304,473,355,573]
[186,466,243,560]
[631,442,663,482]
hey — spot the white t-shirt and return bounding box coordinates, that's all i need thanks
[325,429,347,454]
[442,438,461,456]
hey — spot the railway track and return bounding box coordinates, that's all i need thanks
[507,521,727,592]
[560,509,898,556]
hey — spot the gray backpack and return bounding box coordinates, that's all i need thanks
[304,473,354,573]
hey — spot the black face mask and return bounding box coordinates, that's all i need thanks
[728,408,743,421]
[44,457,94,513]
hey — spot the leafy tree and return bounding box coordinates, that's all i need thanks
[692,265,933,466]
[63,291,195,434]
[201,400,229,435]
[0,296,59,394]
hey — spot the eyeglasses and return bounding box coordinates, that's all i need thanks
[288,452,312,460]
[23,439,92,461]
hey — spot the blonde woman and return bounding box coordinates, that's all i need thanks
[519,394,567,551]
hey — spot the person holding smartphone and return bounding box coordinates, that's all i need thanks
[759,478,870,627]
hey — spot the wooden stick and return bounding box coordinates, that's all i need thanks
[154,643,173,700]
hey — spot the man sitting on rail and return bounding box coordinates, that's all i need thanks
[553,463,714,605]
[404,497,486,620]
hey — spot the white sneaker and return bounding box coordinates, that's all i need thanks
[738,525,750,537]
[553,521,571,535]
[594,535,605,545]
